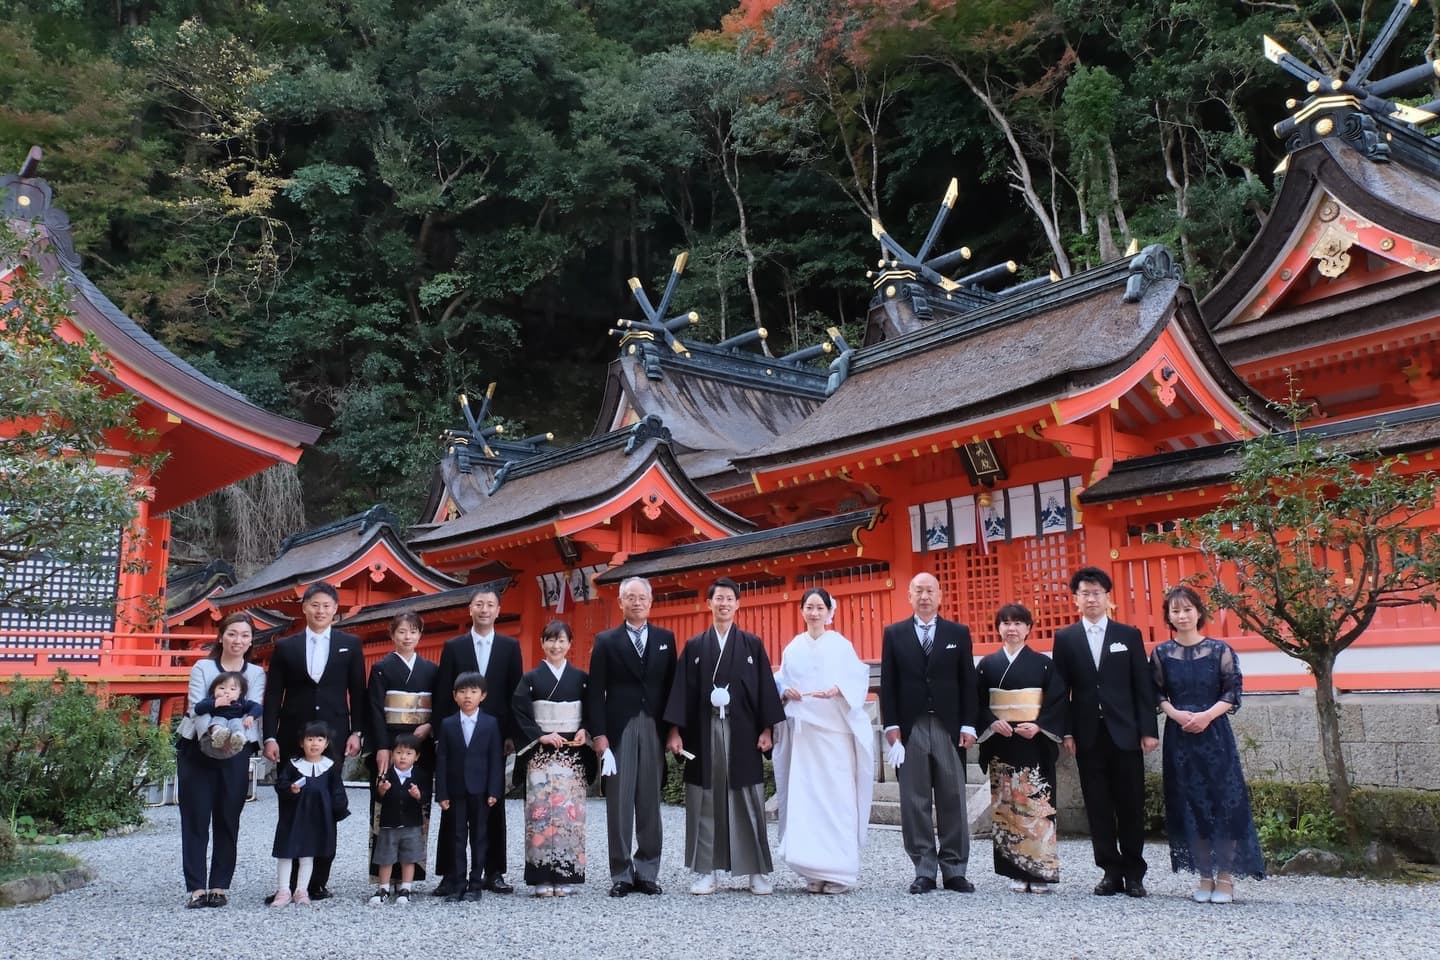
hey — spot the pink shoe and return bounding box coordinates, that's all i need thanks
[292,891,312,907]
[270,890,292,908]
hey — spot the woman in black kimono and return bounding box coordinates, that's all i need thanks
[513,619,596,897]
[366,611,438,887]
[976,602,1069,893]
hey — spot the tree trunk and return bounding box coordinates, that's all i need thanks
[947,64,1073,277]
[1105,140,1129,241]
[1309,657,1354,833]
[726,165,764,337]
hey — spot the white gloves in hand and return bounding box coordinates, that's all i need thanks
[886,740,906,769]
[600,748,617,777]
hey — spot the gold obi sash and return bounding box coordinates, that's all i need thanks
[383,691,432,727]
[989,688,1043,723]
[533,700,583,734]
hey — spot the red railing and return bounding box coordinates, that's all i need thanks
[0,629,213,684]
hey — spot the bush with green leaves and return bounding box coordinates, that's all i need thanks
[0,672,174,834]
[661,755,775,806]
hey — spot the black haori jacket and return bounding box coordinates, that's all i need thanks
[664,626,785,790]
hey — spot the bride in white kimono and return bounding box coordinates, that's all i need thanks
[772,587,874,893]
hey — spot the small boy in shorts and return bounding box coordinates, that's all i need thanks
[370,734,430,904]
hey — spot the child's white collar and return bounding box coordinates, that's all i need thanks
[291,756,334,776]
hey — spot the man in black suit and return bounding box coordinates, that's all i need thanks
[879,571,978,894]
[587,576,676,897]
[262,581,366,900]
[1052,566,1159,898]
[430,586,524,895]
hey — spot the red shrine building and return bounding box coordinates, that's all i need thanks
[1,150,320,702]
[6,24,1440,719]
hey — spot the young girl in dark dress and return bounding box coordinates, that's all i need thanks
[271,722,350,907]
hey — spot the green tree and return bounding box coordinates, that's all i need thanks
[1060,64,1129,263]
[865,1,1077,275]
[0,226,156,613]
[1163,397,1440,827]
[1057,0,1279,280]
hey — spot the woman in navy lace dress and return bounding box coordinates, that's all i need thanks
[1151,586,1264,904]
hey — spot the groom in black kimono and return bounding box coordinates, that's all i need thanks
[665,577,785,896]
[1052,566,1159,898]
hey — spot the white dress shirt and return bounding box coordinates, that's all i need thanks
[459,710,479,746]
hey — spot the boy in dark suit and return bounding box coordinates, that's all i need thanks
[1052,566,1159,898]
[370,734,430,905]
[879,572,979,894]
[587,576,677,897]
[435,672,503,903]
[431,587,524,895]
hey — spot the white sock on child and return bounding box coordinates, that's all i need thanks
[295,857,314,892]
[276,859,292,893]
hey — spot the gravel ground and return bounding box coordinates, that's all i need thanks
[7,789,1436,960]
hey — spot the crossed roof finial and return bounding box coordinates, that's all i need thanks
[1266,0,1440,156]
[870,178,969,292]
[611,252,700,357]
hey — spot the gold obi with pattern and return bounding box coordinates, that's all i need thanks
[383,691,432,727]
[989,687,1042,723]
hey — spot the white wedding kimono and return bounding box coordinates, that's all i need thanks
[771,629,875,886]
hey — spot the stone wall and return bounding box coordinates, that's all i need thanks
[1052,691,1440,835]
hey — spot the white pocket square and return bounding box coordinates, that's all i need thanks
[945,643,957,650]
[658,645,669,651]
[694,656,701,664]
[338,647,349,653]
[746,656,754,664]
[1108,643,1127,653]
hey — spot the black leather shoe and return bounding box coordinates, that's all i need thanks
[1093,876,1121,896]
[485,875,514,894]
[908,877,936,894]
[943,876,975,893]
[1125,880,1148,898]
[462,882,485,902]
[186,894,208,909]
[444,887,466,904]
[432,877,461,898]
[307,886,333,902]
[634,880,663,896]
[609,881,634,898]
[207,892,228,908]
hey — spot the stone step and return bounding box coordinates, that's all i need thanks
[868,778,993,837]
[873,764,984,798]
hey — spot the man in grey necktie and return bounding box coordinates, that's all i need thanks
[588,576,676,897]
[879,572,979,895]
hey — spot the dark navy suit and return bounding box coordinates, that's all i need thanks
[434,710,503,884]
